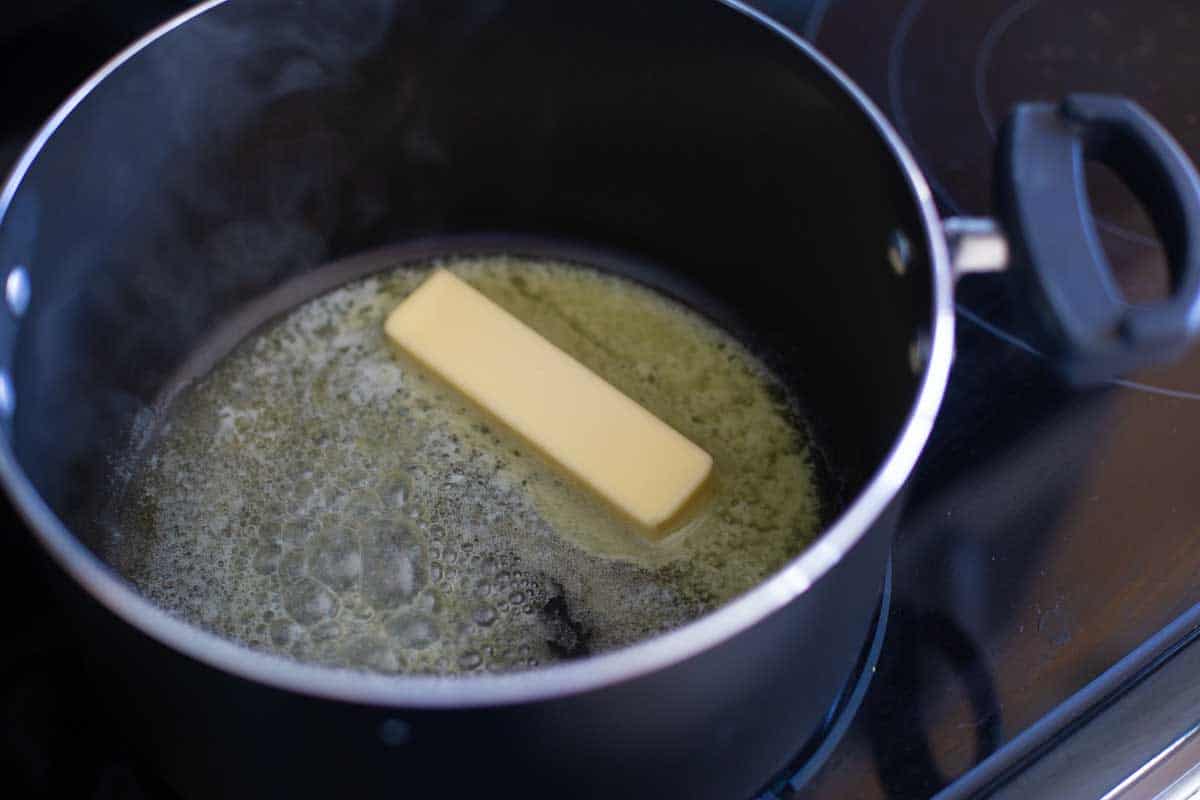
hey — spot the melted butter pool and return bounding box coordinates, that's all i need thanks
[107,255,823,674]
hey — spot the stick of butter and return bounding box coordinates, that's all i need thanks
[384,269,713,539]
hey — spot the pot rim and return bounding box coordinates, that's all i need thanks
[0,0,954,708]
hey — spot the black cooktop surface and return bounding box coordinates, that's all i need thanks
[3,2,1200,798]
[795,1,1200,797]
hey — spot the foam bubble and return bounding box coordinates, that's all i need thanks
[387,613,439,649]
[308,527,362,591]
[283,577,339,626]
[361,523,424,609]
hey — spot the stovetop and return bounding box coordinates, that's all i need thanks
[3,2,1200,798]
[797,1,1200,797]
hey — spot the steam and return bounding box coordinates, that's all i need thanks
[5,0,450,538]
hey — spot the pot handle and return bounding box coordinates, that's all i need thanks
[995,93,1200,383]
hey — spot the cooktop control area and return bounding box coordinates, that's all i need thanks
[3,2,1200,798]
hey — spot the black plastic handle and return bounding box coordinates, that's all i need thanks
[995,94,1200,383]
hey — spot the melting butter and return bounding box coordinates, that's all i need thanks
[106,255,823,675]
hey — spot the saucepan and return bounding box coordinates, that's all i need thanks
[1,1,1198,797]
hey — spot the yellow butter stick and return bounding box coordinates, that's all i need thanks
[384,269,712,538]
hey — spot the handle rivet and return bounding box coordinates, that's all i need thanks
[0,371,14,417]
[888,230,911,276]
[5,266,29,317]
[909,333,931,374]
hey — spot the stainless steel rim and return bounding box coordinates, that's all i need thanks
[0,0,955,708]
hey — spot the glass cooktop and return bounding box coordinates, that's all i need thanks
[3,2,1200,798]
[790,0,1200,797]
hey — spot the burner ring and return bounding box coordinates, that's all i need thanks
[752,558,893,798]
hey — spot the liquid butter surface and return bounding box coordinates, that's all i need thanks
[106,256,822,675]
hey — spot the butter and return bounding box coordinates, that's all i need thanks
[384,269,713,538]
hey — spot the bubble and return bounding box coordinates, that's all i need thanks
[320,486,345,507]
[252,542,283,575]
[307,527,362,591]
[378,474,411,508]
[362,522,424,609]
[349,601,376,622]
[291,639,314,661]
[387,613,439,650]
[366,646,401,673]
[471,606,497,627]
[458,651,482,670]
[312,620,343,642]
[200,597,222,624]
[280,549,307,580]
[284,577,339,625]
[346,497,378,522]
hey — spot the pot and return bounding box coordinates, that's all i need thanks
[1,1,1198,798]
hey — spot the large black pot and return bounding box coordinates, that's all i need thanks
[2,1,1198,798]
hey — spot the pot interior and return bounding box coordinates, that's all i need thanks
[0,0,934,608]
